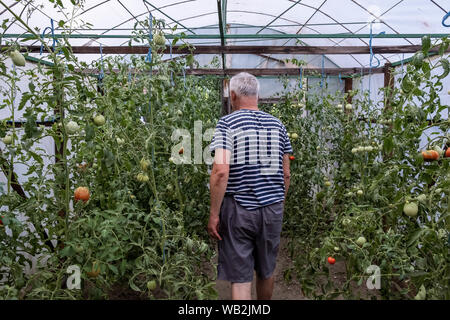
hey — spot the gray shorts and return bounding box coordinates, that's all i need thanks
[217,195,284,283]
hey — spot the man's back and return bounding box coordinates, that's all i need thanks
[210,109,292,210]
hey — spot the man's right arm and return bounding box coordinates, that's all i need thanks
[282,153,291,200]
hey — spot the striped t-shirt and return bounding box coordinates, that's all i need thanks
[210,109,293,210]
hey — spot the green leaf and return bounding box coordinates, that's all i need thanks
[60,245,75,257]
[437,59,449,79]
[18,93,32,110]
[85,124,95,141]
[383,136,394,155]
[108,264,119,275]
[421,35,431,54]
[438,39,449,56]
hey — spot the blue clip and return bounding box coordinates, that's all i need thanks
[339,73,342,83]
[442,11,450,27]
[98,43,104,80]
[40,19,59,55]
[145,13,153,63]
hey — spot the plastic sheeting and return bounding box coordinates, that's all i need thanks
[1,0,449,67]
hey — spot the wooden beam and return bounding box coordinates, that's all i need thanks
[75,67,384,76]
[9,44,450,55]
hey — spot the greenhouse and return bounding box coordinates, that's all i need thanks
[0,0,449,301]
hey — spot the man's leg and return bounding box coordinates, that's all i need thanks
[256,275,274,300]
[231,282,252,300]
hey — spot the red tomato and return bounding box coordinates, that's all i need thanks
[445,148,450,158]
[74,187,90,202]
[327,257,336,265]
[0,216,3,226]
[289,155,295,161]
[179,147,184,155]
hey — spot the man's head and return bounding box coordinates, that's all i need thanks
[229,72,259,110]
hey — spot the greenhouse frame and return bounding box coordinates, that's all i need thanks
[0,0,449,302]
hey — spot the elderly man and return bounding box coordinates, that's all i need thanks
[208,72,292,300]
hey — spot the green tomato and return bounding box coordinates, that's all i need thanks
[153,33,166,47]
[357,190,364,196]
[417,194,427,203]
[345,103,353,111]
[66,121,80,134]
[2,135,13,145]
[147,280,157,291]
[10,50,26,67]
[403,202,418,217]
[414,285,426,300]
[75,246,83,253]
[342,218,351,226]
[93,114,105,126]
[140,158,151,171]
[291,133,298,139]
[356,236,366,247]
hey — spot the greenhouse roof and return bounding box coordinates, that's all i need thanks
[1,0,449,68]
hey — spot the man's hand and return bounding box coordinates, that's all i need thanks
[208,214,222,240]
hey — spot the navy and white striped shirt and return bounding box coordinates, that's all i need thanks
[210,109,293,210]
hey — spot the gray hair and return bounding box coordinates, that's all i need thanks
[229,72,259,97]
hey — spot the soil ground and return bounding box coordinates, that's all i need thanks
[213,237,380,300]
[214,238,306,300]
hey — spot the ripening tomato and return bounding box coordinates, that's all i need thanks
[289,155,295,161]
[445,148,450,158]
[327,257,336,265]
[87,261,101,278]
[74,187,90,202]
[422,150,439,161]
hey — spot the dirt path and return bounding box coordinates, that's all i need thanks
[214,238,306,300]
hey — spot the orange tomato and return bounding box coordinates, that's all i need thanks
[74,187,90,202]
[445,148,450,158]
[422,150,439,161]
